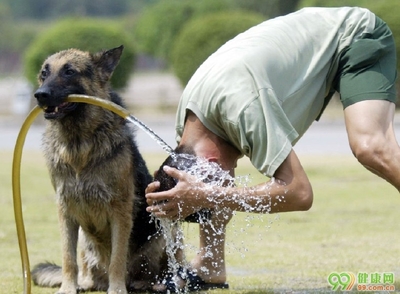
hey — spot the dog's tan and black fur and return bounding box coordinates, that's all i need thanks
[31,46,170,294]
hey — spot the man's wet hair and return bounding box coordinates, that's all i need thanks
[154,145,211,222]
[154,145,196,192]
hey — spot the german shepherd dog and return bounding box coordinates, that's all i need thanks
[31,46,171,294]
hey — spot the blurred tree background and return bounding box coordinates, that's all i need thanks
[24,18,135,89]
[1,0,400,97]
[0,0,300,81]
[171,11,265,85]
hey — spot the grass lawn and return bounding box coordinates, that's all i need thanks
[1,150,399,293]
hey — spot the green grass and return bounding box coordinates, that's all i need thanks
[2,151,400,293]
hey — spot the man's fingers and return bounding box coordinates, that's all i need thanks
[146,201,179,219]
[163,165,184,179]
[145,181,160,194]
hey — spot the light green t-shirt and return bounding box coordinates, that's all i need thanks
[176,7,376,177]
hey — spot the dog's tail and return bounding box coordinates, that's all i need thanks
[31,262,62,287]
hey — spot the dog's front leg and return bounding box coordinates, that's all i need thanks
[107,207,133,294]
[57,209,80,294]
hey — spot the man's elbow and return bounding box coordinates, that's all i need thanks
[296,182,313,211]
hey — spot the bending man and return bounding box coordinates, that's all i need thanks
[146,6,399,291]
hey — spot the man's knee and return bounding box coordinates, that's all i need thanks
[350,135,385,167]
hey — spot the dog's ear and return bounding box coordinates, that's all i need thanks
[92,45,124,83]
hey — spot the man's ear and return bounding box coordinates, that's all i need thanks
[92,45,124,83]
[207,157,219,163]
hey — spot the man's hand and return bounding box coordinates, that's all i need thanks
[145,166,208,220]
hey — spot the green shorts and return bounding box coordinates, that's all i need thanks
[334,16,397,108]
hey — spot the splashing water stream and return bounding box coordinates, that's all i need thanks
[151,153,287,293]
[126,115,174,154]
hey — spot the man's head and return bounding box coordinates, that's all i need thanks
[153,145,212,222]
[154,145,196,191]
[154,147,195,189]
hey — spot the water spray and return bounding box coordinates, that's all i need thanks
[12,94,173,294]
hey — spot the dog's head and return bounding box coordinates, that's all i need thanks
[34,45,123,119]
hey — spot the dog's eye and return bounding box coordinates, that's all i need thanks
[64,69,76,76]
[40,70,48,80]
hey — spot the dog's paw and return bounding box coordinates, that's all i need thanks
[129,280,150,291]
[107,285,128,294]
[107,290,128,294]
[78,278,94,291]
[56,287,77,294]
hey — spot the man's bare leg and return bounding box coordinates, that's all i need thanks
[191,212,231,284]
[344,100,400,191]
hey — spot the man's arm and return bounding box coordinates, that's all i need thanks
[146,150,313,219]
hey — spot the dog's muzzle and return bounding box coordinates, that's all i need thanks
[34,88,78,120]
